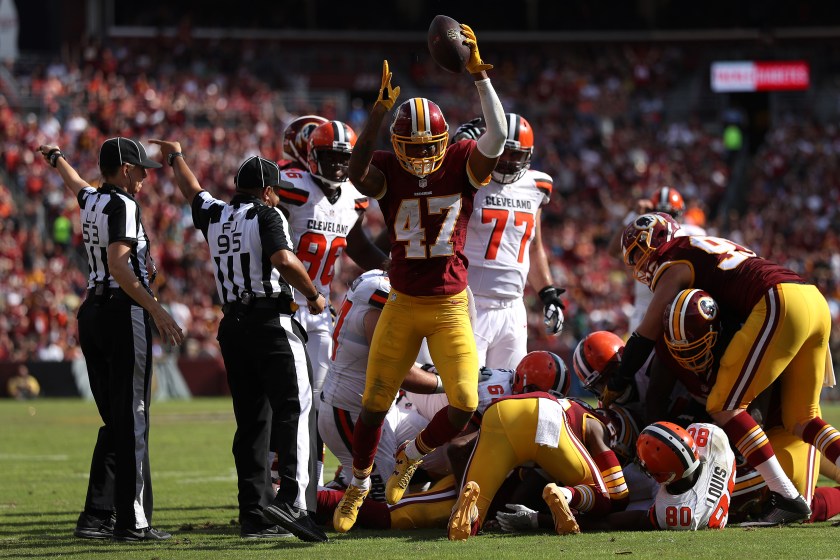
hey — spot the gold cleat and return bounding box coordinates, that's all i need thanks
[333,483,369,533]
[543,483,581,535]
[385,441,423,505]
[447,481,480,541]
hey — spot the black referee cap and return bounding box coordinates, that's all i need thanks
[235,156,291,190]
[99,137,162,169]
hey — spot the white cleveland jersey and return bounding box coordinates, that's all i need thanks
[649,422,736,530]
[320,270,390,412]
[277,169,368,305]
[475,367,515,418]
[465,170,552,299]
[630,222,706,332]
[405,366,515,422]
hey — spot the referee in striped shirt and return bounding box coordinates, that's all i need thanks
[38,138,184,541]
[151,140,329,542]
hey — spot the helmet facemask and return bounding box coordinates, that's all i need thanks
[492,143,533,184]
[311,148,352,187]
[666,331,718,374]
[392,133,449,177]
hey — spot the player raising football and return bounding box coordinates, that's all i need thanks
[332,22,507,532]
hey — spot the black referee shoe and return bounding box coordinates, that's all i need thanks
[240,521,294,539]
[263,502,328,543]
[73,511,115,539]
[112,526,172,541]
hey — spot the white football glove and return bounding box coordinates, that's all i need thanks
[495,504,539,532]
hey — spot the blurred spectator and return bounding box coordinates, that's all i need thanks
[7,364,40,400]
[0,38,836,397]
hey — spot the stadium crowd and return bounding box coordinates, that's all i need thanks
[1,37,839,386]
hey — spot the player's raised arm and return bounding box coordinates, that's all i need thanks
[461,23,506,187]
[348,60,400,198]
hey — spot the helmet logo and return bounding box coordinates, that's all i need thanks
[634,214,656,229]
[698,297,717,320]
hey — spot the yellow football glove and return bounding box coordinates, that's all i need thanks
[460,24,493,73]
[599,387,624,408]
[376,60,401,111]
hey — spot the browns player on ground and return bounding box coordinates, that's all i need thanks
[582,422,736,531]
[332,23,508,533]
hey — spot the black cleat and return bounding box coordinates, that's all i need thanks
[739,492,811,527]
[264,502,328,543]
[73,511,115,539]
[112,526,172,541]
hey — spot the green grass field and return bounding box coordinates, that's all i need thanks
[1,398,839,559]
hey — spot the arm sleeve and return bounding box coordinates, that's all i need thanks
[259,207,294,256]
[593,450,629,512]
[191,190,215,235]
[474,78,506,158]
[106,197,137,245]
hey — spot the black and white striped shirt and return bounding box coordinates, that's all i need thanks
[78,184,153,290]
[192,191,295,304]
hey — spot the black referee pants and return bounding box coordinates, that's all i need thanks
[217,310,317,525]
[77,297,154,530]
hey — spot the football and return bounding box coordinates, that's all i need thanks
[427,15,469,74]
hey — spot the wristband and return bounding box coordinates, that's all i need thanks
[47,149,64,168]
[167,152,184,167]
[433,375,446,394]
[306,291,322,302]
[538,286,564,306]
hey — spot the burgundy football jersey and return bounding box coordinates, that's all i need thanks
[372,140,477,296]
[650,236,804,320]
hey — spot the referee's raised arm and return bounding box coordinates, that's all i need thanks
[149,139,202,203]
[37,144,88,200]
[153,141,330,542]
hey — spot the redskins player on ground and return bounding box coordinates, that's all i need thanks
[334,23,508,532]
[276,120,389,484]
[603,212,838,526]
[446,387,616,541]
[452,114,566,369]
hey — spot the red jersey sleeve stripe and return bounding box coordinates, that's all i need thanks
[535,179,553,197]
[354,198,370,211]
[277,187,309,205]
